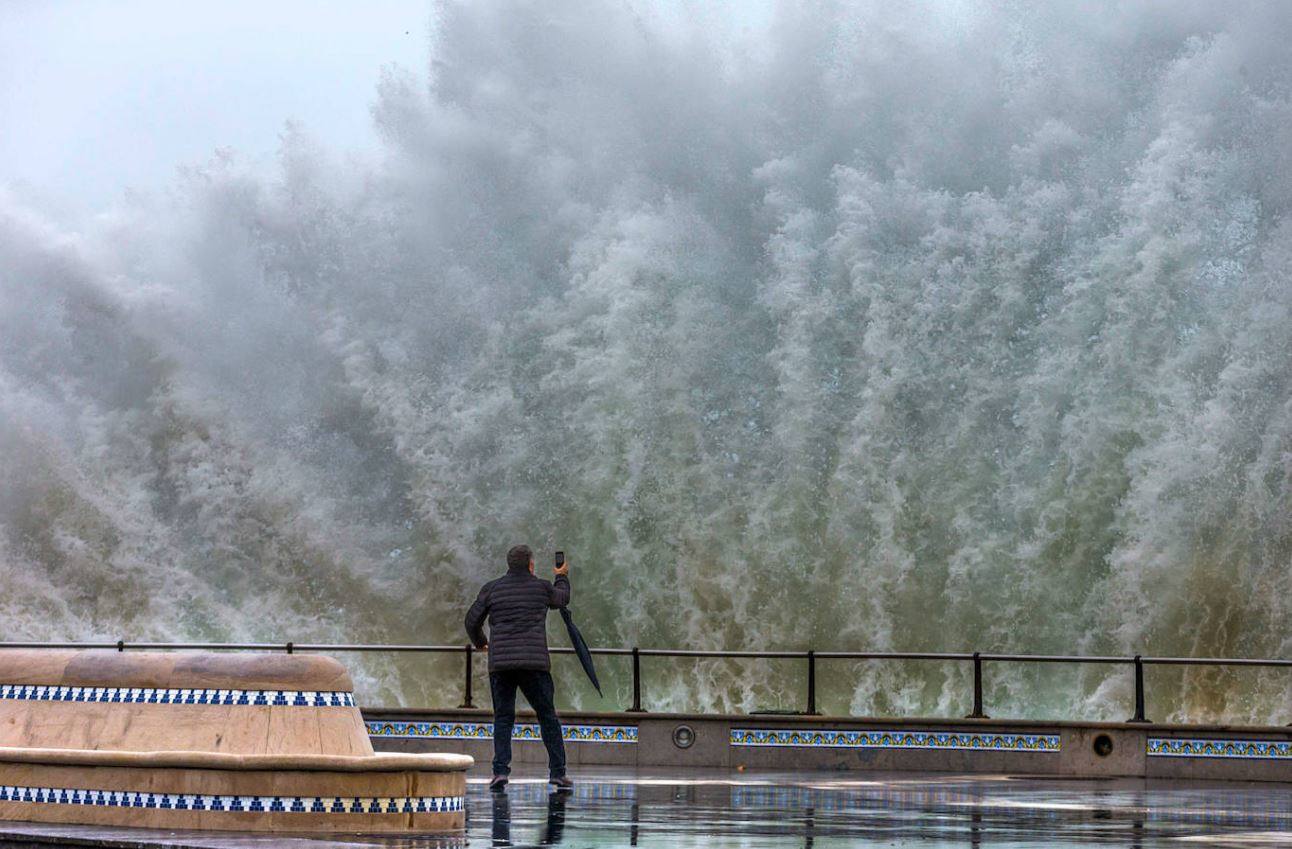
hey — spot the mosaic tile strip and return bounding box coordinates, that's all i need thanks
[0,784,462,814]
[1148,738,1292,760]
[730,728,1060,752]
[0,684,354,707]
[366,721,637,744]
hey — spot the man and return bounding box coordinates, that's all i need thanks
[465,544,572,791]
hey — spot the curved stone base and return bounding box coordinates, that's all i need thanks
[0,749,468,833]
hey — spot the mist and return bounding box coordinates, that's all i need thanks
[2,0,1292,720]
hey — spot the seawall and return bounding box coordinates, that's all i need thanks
[365,708,1292,783]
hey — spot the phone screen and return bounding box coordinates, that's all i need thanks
[555,551,565,566]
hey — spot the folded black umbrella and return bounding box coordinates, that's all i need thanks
[558,607,602,697]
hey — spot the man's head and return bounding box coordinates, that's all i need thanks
[506,544,534,573]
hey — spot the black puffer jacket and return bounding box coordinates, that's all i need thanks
[465,565,571,672]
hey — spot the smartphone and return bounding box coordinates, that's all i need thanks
[555,551,565,567]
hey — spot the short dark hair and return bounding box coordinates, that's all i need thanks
[506,545,533,570]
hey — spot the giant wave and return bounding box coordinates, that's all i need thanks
[2,0,1292,720]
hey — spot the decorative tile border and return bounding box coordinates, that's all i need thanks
[1148,738,1292,760]
[730,728,1060,752]
[367,721,637,744]
[0,685,354,707]
[0,784,462,814]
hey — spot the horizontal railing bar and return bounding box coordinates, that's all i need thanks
[979,654,1133,664]
[0,642,477,653]
[289,644,468,653]
[0,643,1290,669]
[130,643,305,651]
[1143,656,1292,668]
[0,643,125,650]
[635,649,808,659]
[815,651,974,661]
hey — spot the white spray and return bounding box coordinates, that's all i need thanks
[2,1,1291,720]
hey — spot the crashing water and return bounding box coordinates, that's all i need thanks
[2,1,1292,721]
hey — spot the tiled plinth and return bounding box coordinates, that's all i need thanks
[0,759,466,833]
[0,651,472,834]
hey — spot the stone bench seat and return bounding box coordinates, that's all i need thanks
[0,746,472,772]
[0,650,471,833]
[0,650,376,756]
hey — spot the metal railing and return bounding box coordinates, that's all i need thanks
[3,640,1291,723]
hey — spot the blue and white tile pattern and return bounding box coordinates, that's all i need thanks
[1148,738,1292,760]
[0,784,462,814]
[367,720,637,743]
[0,684,354,707]
[731,728,1061,752]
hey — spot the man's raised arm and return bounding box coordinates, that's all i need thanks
[548,561,571,608]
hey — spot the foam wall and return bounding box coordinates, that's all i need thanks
[2,0,1292,720]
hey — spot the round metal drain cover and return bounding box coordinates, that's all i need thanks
[672,724,696,749]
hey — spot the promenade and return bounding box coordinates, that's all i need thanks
[2,768,1292,846]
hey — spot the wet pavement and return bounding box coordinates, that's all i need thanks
[3,768,1292,847]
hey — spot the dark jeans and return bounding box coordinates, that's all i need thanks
[489,669,567,778]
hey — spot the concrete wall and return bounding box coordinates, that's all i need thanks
[365,708,1292,783]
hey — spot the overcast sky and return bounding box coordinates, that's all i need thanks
[0,0,430,214]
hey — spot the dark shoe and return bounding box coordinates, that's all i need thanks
[549,775,573,791]
[489,775,509,792]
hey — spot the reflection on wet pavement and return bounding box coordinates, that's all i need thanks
[1,769,1292,847]
[469,768,1292,848]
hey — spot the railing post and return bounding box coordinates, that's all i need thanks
[965,652,989,719]
[1128,654,1149,723]
[627,647,645,713]
[458,645,475,709]
[116,640,124,653]
[285,642,293,655]
[806,650,819,715]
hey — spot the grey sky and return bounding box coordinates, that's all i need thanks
[0,0,430,214]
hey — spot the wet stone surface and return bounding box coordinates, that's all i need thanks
[2,768,1292,847]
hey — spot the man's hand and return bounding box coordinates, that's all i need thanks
[554,559,570,578]
[480,644,488,652]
